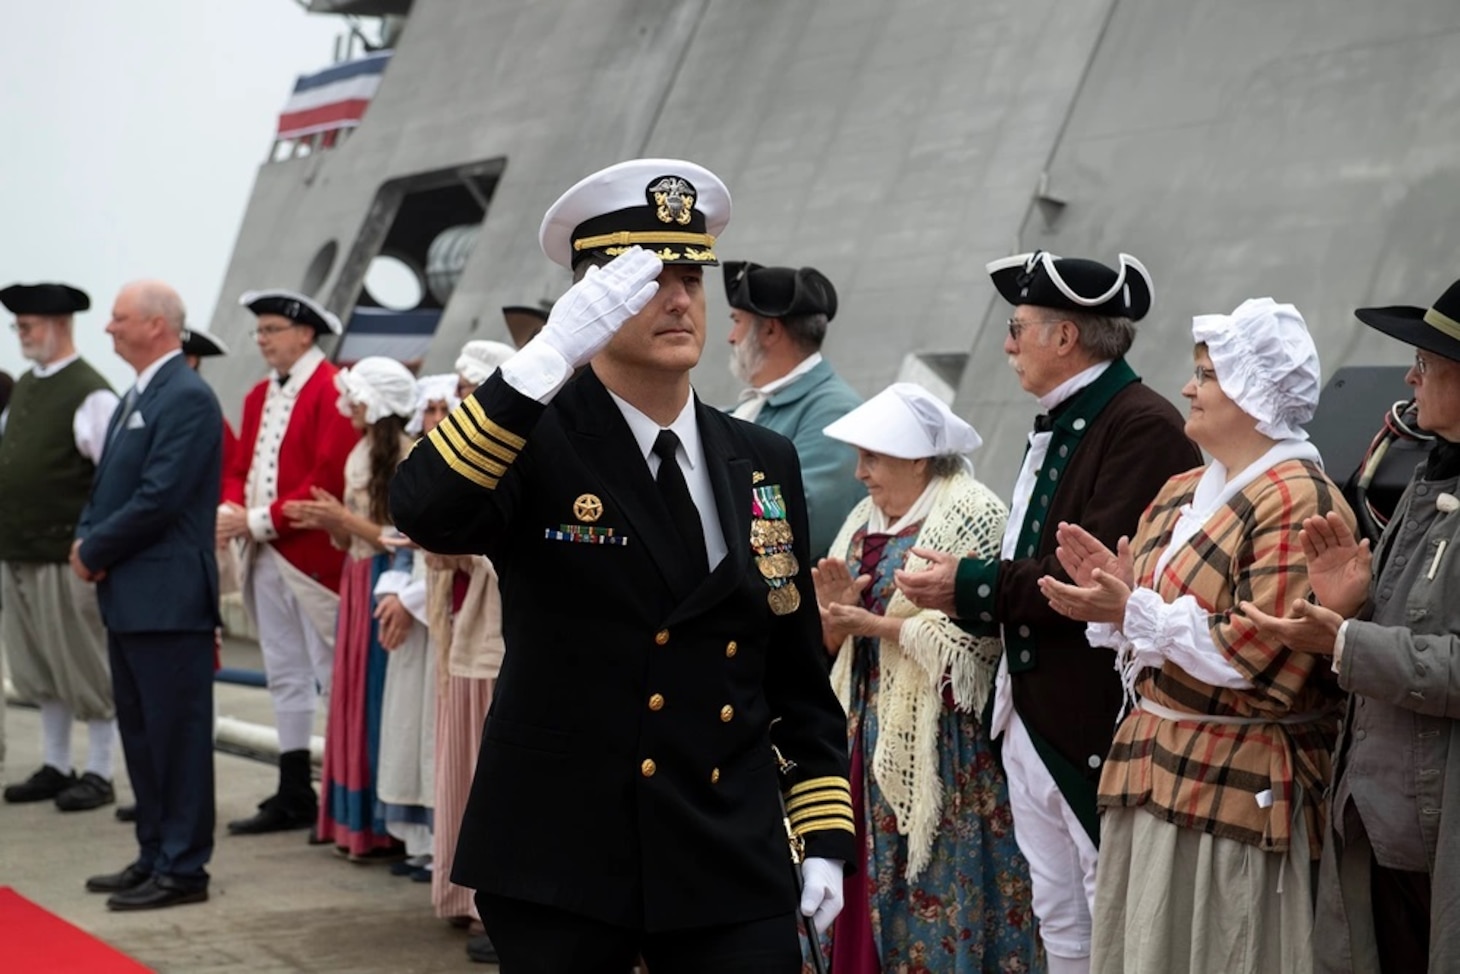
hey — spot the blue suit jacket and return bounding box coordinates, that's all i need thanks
[749,358,863,559]
[78,353,223,634]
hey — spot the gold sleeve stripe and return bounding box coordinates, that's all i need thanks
[786,776,851,799]
[462,396,527,451]
[786,788,852,813]
[788,801,852,824]
[427,427,501,490]
[451,406,522,465]
[437,417,509,477]
[790,816,857,836]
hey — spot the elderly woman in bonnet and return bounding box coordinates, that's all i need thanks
[286,355,421,860]
[1038,299,1357,974]
[810,382,1037,973]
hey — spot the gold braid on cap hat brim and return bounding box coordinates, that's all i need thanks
[573,230,716,252]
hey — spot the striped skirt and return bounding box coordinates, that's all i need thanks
[431,673,494,920]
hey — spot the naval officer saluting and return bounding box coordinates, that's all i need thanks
[391,159,854,973]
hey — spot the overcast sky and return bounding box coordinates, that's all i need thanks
[0,1,343,389]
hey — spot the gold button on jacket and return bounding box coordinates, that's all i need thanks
[648,693,665,711]
[654,629,670,646]
[640,759,657,778]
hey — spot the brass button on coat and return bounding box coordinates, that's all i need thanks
[725,640,738,657]
[710,768,720,784]
[648,693,665,711]
[720,705,734,723]
[654,629,670,646]
[640,759,656,777]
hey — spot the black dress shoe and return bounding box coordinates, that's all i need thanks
[115,804,137,822]
[86,862,152,893]
[466,935,500,964]
[3,765,75,803]
[106,876,208,911]
[55,772,115,812]
[227,797,315,835]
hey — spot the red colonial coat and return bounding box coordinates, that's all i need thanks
[222,358,359,593]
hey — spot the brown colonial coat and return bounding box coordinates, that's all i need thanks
[956,358,1200,840]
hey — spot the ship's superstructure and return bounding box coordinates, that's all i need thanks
[206,0,1460,477]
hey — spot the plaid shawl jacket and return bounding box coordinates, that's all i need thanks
[1099,459,1354,858]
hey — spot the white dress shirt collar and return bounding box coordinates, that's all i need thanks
[606,388,703,471]
[30,352,80,379]
[134,349,184,395]
[754,352,823,398]
[275,345,326,394]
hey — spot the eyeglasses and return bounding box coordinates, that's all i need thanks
[8,321,50,334]
[251,323,305,338]
[1007,316,1049,341]
[1415,351,1429,376]
[1193,365,1218,386]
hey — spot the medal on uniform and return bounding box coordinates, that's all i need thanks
[749,482,801,615]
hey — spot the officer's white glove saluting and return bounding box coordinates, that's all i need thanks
[799,857,845,934]
[500,247,663,401]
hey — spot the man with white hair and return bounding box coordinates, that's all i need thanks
[216,290,359,835]
[75,280,222,910]
[0,282,120,813]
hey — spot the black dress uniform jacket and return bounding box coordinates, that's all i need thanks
[390,367,855,932]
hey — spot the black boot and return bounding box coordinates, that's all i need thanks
[227,749,317,835]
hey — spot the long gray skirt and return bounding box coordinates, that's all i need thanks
[1092,804,1314,974]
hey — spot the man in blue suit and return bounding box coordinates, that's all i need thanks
[724,262,863,559]
[71,280,222,911]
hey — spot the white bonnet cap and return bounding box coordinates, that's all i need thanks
[1191,297,1321,441]
[335,356,417,424]
[455,340,516,387]
[823,382,982,461]
[406,373,461,436]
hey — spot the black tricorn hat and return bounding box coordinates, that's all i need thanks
[722,262,838,321]
[0,283,90,316]
[501,305,549,350]
[182,330,230,358]
[986,251,1153,322]
[1356,279,1460,362]
[239,289,342,336]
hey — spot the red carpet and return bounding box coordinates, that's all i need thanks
[0,887,153,973]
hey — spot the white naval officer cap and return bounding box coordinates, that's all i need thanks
[538,159,731,271]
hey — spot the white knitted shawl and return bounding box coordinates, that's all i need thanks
[828,470,1007,879]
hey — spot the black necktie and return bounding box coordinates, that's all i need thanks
[276,372,290,387]
[1033,414,1053,433]
[653,430,709,574]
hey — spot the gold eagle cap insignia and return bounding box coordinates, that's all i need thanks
[647,176,696,226]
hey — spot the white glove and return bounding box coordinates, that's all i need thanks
[538,247,663,369]
[798,856,844,934]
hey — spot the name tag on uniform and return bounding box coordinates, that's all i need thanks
[544,525,628,546]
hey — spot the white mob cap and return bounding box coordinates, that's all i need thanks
[455,340,515,387]
[335,356,417,424]
[823,382,983,461]
[1191,297,1321,441]
[407,373,461,436]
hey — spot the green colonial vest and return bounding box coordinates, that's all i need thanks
[0,359,113,562]
[955,358,1139,672]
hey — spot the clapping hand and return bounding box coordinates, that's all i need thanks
[1300,512,1370,618]
[1054,522,1134,588]
[373,594,413,650]
[812,557,872,650]
[283,486,348,532]
[1238,598,1344,655]
[893,548,962,616]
